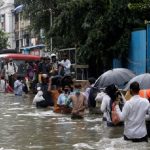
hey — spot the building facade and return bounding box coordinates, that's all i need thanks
[0,0,44,53]
[14,12,31,51]
[0,0,15,49]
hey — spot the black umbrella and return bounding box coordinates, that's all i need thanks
[94,68,136,89]
[124,73,150,90]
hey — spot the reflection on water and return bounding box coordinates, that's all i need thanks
[0,93,149,150]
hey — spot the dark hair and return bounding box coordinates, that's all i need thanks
[51,76,62,86]
[105,84,118,101]
[46,57,51,60]
[130,82,140,93]
[88,77,96,85]
[61,75,73,87]
[114,91,122,101]
[1,76,4,80]
[17,76,22,80]
[62,85,70,90]
[74,83,82,89]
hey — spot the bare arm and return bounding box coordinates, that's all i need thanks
[115,102,130,121]
[47,77,52,92]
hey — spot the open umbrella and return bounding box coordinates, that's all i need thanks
[94,68,136,89]
[124,73,150,90]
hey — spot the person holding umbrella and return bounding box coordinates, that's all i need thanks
[115,82,150,142]
[100,84,119,126]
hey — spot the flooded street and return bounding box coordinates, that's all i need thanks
[0,93,149,150]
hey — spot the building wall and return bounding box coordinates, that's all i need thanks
[146,24,150,73]
[128,29,146,75]
[0,0,15,49]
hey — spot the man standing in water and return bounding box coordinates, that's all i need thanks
[68,84,87,119]
[116,82,150,142]
[4,58,18,89]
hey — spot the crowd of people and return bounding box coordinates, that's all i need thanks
[0,53,89,119]
[0,53,71,93]
[0,53,150,143]
[94,82,150,143]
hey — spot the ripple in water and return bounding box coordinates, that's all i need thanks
[73,137,150,150]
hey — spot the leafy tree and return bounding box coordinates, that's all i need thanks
[0,30,9,50]
[52,0,135,76]
[128,0,150,22]
[15,0,148,77]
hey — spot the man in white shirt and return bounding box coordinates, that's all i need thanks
[59,54,71,76]
[4,58,18,88]
[116,82,150,142]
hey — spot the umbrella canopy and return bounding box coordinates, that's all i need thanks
[94,68,136,89]
[124,73,150,90]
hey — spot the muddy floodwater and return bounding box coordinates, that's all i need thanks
[0,93,149,150]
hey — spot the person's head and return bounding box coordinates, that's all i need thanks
[51,53,57,62]
[129,81,140,95]
[5,58,9,64]
[74,83,82,95]
[105,84,118,95]
[40,57,45,62]
[88,77,96,86]
[1,76,4,80]
[9,58,13,65]
[63,85,70,94]
[51,76,62,86]
[41,57,47,63]
[61,75,73,87]
[63,54,68,61]
[46,57,51,63]
[105,84,118,101]
[17,76,22,81]
[37,87,41,91]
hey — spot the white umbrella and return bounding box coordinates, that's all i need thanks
[124,73,150,90]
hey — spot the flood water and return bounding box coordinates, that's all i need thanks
[0,93,150,150]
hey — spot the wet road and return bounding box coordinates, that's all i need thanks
[0,93,149,150]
